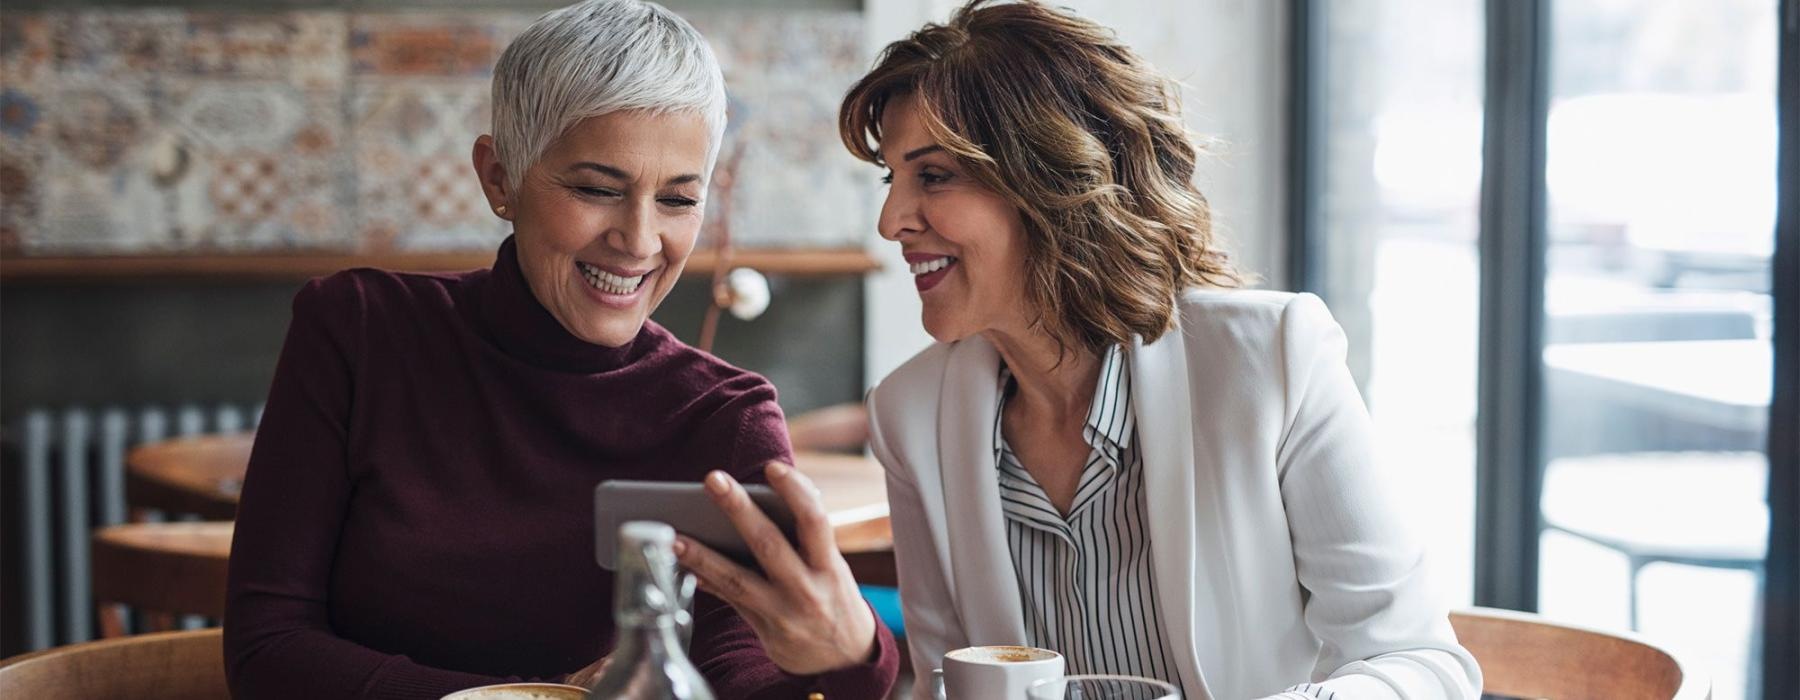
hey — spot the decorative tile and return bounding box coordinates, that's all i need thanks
[689,12,873,247]
[166,83,351,250]
[0,87,46,141]
[2,81,48,253]
[54,10,184,78]
[348,79,503,252]
[349,79,488,155]
[176,12,348,89]
[349,13,508,78]
[6,7,874,256]
[0,138,46,254]
[724,82,878,248]
[49,80,152,172]
[0,12,55,87]
[28,76,180,252]
[21,75,350,254]
[691,12,863,88]
[175,83,311,152]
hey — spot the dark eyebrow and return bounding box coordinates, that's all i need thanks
[570,162,702,187]
[902,145,944,162]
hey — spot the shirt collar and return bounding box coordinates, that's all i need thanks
[1083,344,1135,453]
[993,344,1135,459]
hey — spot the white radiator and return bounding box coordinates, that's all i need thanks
[12,403,261,651]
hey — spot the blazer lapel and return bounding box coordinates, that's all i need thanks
[935,336,1029,645]
[1131,319,1218,700]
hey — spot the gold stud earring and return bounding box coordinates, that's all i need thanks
[494,204,508,216]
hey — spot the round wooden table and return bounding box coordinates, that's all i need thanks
[111,436,897,628]
[91,522,233,634]
[123,433,892,553]
[126,436,250,520]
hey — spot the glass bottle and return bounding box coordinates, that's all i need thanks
[585,521,714,700]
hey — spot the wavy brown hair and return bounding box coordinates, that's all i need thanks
[840,0,1241,353]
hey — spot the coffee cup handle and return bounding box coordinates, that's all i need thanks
[930,668,946,700]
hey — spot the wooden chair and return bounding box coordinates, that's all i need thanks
[91,522,233,637]
[0,628,229,700]
[1452,606,1710,699]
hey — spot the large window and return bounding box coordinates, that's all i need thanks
[1536,2,1778,698]
[1304,1,1787,698]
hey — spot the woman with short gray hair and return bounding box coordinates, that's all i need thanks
[222,1,899,697]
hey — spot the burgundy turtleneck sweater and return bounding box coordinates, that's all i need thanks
[224,236,898,699]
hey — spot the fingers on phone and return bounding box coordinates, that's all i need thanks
[675,535,773,611]
[765,462,837,568]
[705,470,809,584]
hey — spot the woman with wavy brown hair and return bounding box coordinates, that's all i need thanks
[844,2,1482,698]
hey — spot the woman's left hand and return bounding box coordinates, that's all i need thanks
[672,462,877,675]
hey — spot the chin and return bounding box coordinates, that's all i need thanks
[919,312,971,344]
[577,317,645,348]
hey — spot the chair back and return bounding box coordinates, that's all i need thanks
[1452,606,1709,699]
[0,629,229,700]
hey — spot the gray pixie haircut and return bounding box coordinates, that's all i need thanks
[491,0,728,190]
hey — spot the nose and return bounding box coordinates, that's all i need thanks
[606,199,661,260]
[877,184,924,242]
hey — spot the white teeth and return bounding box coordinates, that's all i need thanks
[909,257,956,275]
[577,262,647,295]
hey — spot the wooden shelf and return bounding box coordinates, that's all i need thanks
[0,248,880,284]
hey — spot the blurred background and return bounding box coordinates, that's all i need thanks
[0,1,1793,699]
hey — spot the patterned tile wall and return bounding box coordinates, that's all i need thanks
[0,8,874,255]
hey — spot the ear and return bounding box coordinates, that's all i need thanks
[471,135,512,220]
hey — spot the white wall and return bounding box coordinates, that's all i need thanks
[860,0,957,389]
[1061,0,1291,288]
[860,0,1291,387]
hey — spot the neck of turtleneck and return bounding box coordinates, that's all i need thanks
[475,235,644,374]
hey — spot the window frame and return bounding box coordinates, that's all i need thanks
[1284,1,1798,697]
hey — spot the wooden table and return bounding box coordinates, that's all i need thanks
[126,436,249,521]
[106,440,897,635]
[123,433,893,554]
[788,451,893,554]
[91,522,234,636]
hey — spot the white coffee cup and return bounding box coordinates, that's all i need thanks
[439,683,588,700]
[941,645,1065,699]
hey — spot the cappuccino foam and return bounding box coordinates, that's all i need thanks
[443,684,587,700]
[945,645,1058,664]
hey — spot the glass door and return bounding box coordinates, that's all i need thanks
[1535,2,1780,698]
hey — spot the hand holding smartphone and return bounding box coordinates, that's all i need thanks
[594,479,799,571]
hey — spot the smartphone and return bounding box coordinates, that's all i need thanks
[594,479,799,571]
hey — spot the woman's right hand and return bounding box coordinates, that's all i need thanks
[672,463,879,675]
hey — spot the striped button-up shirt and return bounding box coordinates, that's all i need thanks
[994,345,1181,688]
[995,346,1336,700]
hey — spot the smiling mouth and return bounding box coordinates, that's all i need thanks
[908,256,957,275]
[576,261,649,295]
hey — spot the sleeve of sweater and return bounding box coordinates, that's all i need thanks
[681,381,902,700]
[224,276,509,700]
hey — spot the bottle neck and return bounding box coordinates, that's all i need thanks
[613,570,678,629]
[612,542,687,630]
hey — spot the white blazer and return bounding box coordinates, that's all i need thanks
[866,290,1482,700]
